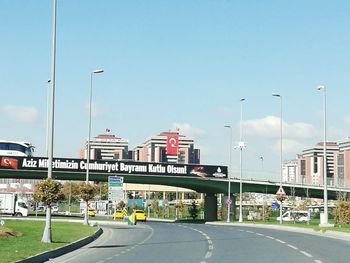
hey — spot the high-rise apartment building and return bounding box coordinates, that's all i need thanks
[80,129,129,160]
[297,142,339,186]
[133,131,200,164]
[337,137,350,187]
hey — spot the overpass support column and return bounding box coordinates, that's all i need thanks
[204,193,217,221]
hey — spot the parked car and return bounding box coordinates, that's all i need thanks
[276,210,310,222]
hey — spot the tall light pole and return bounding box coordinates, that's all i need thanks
[42,0,57,243]
[46,79,51,157]
[86,69,104,183]
[317,85,331,226]
[84,69,103,226]
[238,98,245,223]
[272,93,283,224]
[224,125,232,222]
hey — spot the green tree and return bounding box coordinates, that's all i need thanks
[151,199,159,217]
[33,178,64,243]
[333,201,350,224]
[62,181,81,203]
[34,178,64,207]
[78,182,98,225]
[188,200,199,220]
[262,201,270,221]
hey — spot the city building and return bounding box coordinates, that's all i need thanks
[80,129,130,160]
[297,142,339,186]
[282,159,298,183]
[133,131,200,164]
[337,137,350,188]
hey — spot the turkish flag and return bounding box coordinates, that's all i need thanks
[0,157,18,169]
[166,134,179,155]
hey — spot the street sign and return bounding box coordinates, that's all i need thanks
[276,186,286,201]
[225,199,232,205]
[276,186,286,196]
[108,176,124,203]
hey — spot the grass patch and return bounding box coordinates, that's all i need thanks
[0,220,96,263]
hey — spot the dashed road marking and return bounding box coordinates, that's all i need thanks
[275,239,286,244]
[300,251,313,258]
[237,229,321,263]
[205,251,212,258]
[287,244,298,250]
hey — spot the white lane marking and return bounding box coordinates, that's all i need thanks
[255,233,264,236]
[275,239,286,244]
[185,225,213,261]
[287,244,298,250]
[246,230,254,233]
[300,251,313,258]
[314,260,323,263]
[238,229,244,232]
[266,235,275,239]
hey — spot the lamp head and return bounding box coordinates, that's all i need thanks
[317,85,325,91]
[272,93,281,97]
[92,69,104,74]
[240,98,245,102]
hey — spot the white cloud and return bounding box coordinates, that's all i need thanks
[172,122,205,137]
[2,105,38,124]
[243,116,317,139]
[270,139,305,158]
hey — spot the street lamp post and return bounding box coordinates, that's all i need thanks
[224,125,232,222]
[272,93,283,225]
[42,0,57,244]
[84,69,104,225]
[238,98,245,223]
[86,69,104,183]
[317,85,332,227]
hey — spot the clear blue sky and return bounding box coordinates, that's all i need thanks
[1,1,350,181]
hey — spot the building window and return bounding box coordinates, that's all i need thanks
[338,153,344,166]
[313,157,318,173]
[300,160,306,176]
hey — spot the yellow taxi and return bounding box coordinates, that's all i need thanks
[88,209,96,217]
[113,210,124,219]
[134,210,147,222]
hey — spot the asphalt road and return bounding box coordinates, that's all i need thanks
[47,222,350,263]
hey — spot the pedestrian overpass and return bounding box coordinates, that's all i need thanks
[1,156,349,221]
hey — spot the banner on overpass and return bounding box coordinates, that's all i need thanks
[0,156,227,179]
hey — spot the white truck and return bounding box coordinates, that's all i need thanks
[0,193,29,217]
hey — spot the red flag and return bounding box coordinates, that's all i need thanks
[166,134,179,155]
[0,157,18,169]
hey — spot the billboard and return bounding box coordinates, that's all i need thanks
[0,156,227,179]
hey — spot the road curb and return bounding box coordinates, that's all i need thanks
[15,227,103,263]
[206,222,350,242]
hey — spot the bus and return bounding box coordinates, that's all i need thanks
[0,140,34,157]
